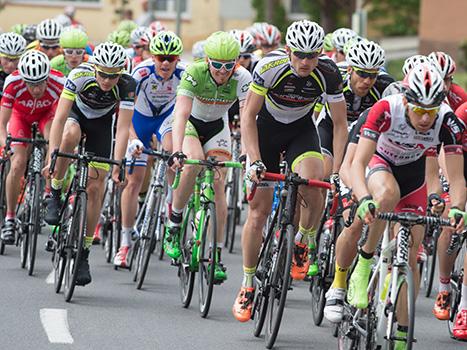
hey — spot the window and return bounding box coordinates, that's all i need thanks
[155,0,188,17]
[9,0,101,6]
[287,0,307,20]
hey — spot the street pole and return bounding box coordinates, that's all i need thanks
[175,0,182,36]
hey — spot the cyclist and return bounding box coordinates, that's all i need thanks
[323,32,334,58]
[348,64,465,348]
[164,31,252,283]
[191,40,205,63]
[331,27,357,63]
[21,24,37,46]
[114,31,184,267]
[255,22,281,56]
[50,28,88,77]
[107,30,131,49]
[319,40,393,184]
[0,50,65,243]
[129,26,148,66]
[232,20,347,322]
[117,20,138,36]
[229,29,258,73]
[32,19,63,60]
[0,32,27,93]
[45,42,136,286]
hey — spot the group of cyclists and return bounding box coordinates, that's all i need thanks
[0,13,466,349]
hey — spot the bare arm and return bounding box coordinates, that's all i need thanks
[114,108,133,163]
[172,95,193,153]
[0,107,12,148]
[351,137,377,201]
[241,90,264,163]
[48,97,74,158]
[425,156,442,195]
[328,100,348,173]
[339,143,356,188]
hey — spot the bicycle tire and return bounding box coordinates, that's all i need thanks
[0,159,8,255]
[228,168,239,253]
[103,220,113,263]
[424,228,438,298]
[112,187,122,269]
[179,204,196,308]
[223,169,232,249]
[198,203,217,318]
[18,196,30,269]
[27,173,41,276]
[64,192,87,302]
[53,222,67,293]
[447,242,465,337]
[265,223,294,349]
[387,269,415,350]
[337,304,359,350]
[136,189,162,289]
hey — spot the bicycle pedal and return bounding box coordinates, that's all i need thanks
[170,259,180,267]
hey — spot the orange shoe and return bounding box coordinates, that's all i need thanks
[432,291,451,320]
[453,308,467,340]
[290,242,310,280]
[232,287,255,322]
[93,223,102,245]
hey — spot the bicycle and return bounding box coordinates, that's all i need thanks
[49,137,125,302]
[337,211,453,350]
[0,141,11,256]
[175,157,242,318]
[130,148,170,289]
[249,171,331,349]
[310,181,356,326]
[420,211,442,298]
[2,123,47,275]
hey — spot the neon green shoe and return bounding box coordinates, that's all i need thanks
[347,256,372,309]
[163,226,181,259]
[307,243,318,276]
[394,329,408,350]
[214,262,227,282]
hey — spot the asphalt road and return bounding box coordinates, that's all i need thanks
[0,222,464,350]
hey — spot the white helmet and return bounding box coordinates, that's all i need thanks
[92,42,127,68]
[54,14,72,28]
[229,29,256,54]
[332,28,357,51]
[402,55,429,76]
[191,40,205,60]
[130,26,148,46]
[428,51,456,79]
[346,40,385,70]
[0,32,27,57]
[18,50,50,83]
[36,19,62,41]
[286,20,324,53]
[404,63,446,107]
[257,23,281,46]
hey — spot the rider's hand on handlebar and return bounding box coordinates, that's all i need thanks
[357,196,379,224]
[128,139,144,158]
[168,151,187,171]
[246,160,266,184]
[448,207,466,233]
[428,193,445,216]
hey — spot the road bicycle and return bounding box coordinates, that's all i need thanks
[175,157,242,318]
[250,171,331,349]
[50,137,125,302]
[0,139,11,256]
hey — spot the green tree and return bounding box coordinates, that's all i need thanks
[369,0,420,36]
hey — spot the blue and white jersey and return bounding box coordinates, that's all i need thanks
[131,58,185,119]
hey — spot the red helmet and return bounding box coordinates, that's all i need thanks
[257,23,281,47]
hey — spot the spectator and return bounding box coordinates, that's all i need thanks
[135,0,155,27]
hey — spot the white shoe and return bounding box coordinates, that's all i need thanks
[113,246,130,267]
[324,287,346,323]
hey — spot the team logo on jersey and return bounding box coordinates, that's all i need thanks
[138,69,149,78]
[241,83,250,93]
[253,72,264,86]
[259,57,288,74]
[65,79,77,92]
[184,72,198,87]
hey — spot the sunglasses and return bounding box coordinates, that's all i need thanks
[208,59,236,71]
[25,80,47,87]
[154,55,179,63]
[63,48,85,56]
[353,67,378,79]
[95,66,124,80]
[408,103,440,118]
[239,53,252,59]
[292,50,320,60]
[40,43,60,50]
[133,45,144,50]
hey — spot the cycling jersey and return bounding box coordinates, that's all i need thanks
[250,51,344,124]
[61,62,136,119]
[177,61,252,122]
[454,101,467,181]
[362,94,463,166]
[1,70,65,114]
[50,54,89,77]
[448,83,467,111]
[0,69,9,96]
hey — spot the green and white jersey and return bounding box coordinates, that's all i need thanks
[177,61,252,122]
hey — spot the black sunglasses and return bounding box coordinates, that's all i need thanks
[239,53,252,59]
[96,70,121,80]
[353,68,378,79]
[40,43,60,50]
[292,50,320,60]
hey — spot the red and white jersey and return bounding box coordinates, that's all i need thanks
[455,101,467,153]
[361,94,463,166]
[1,69,65,115]
[448,83,467,112]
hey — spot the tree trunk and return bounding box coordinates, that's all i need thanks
[265,0,279,23]
[320,0,336,32]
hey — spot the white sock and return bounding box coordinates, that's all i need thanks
[439,276,451,293]
[121,227,132,247]
[294,231,303,243]
[459,284,467,310]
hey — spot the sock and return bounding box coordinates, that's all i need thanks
[459,284,467,310]
[242,266,256,288]
[84,236,93,250]
[307,227,317,249]
[216,247,222,261]
[439,276,451,293]
[168,206,183,227]
[166,186,173,204]
[6,211,15,221]
[333,263,349,289]
[360,248,374,260]
[51,178,64,198]
[121,227,132,247]
[295,225,314,245]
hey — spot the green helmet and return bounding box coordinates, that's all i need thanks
[117,20,138,34]
[107,30,131,48]
[11,24,26,35]
[150,31,183,56]
[60,29,88,49]
[203,31,240,60]
[323,33,334,52]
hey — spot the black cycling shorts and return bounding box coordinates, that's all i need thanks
[318,114,333,157]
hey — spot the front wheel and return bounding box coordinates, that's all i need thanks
[198,203,217,318]
[27,173,42,276]
[179,205,196,308]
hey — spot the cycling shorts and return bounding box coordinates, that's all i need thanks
[318,114,333,157]
[132,109,173,148]
[257,110,322,174]
[68,110,113,171]
[8,108,55,147]
[185,115,231,159]
[367,154,427,215]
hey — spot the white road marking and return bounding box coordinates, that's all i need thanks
[45,270,54,284]
[40,308,74,344]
